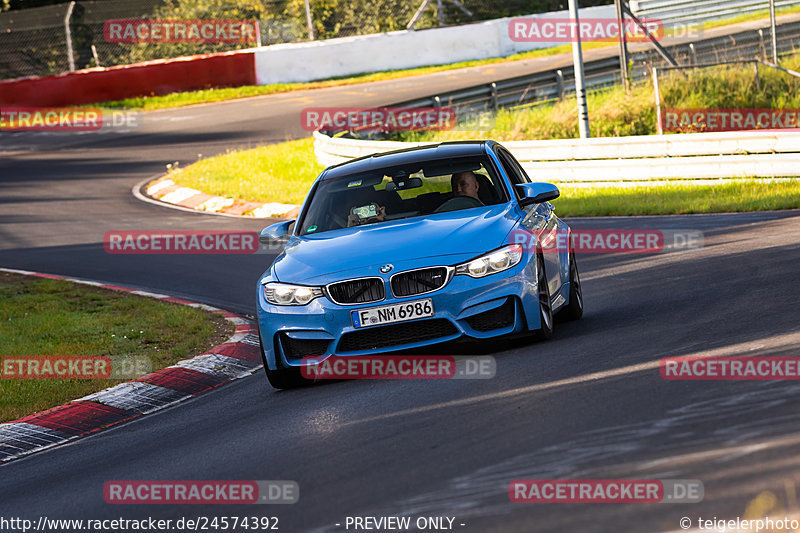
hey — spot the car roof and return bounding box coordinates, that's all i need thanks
[321,141,492,180]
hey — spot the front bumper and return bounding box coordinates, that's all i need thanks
[256,261,542,370]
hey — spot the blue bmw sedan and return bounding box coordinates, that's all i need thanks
[256,140,583,389]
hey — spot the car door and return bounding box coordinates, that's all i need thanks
[496,147,562,297]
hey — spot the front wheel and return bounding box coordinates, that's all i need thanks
[535,253,554,340]
[556,251,583,322]
[259,331,309,390]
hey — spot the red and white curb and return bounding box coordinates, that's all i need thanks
[144,175,301,219]
[0,267,263,465]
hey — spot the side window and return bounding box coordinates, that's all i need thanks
[500,148,531,183]
[496,148,527,198]
[511,155,532,184]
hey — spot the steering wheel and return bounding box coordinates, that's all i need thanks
[434,195,485,213]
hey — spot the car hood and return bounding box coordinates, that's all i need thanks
[272,204,520,284]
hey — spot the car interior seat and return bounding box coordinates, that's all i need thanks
[475,174,500,205]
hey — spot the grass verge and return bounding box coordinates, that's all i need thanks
[165,136,800,216]
[552,179,800,216]
[396,52,800,141]
[163,49,800,216]
[98,8,800,111]
[101,42,611,111]
[165,138,325,205]
[0,272,233,422]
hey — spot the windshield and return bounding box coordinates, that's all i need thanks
[298,156,506,235]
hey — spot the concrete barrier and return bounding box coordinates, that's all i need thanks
[254,5,615,85]
[0,50,255,107]
[313,130,800,181]
[0,4,618,107]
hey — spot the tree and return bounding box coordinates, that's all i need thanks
[117,0,279,64]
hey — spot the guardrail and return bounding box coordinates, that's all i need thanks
[313,130,800,181]
[353,19,800,118]
[314,18,800,182]
[631,0,800,27]
[395,56,625,114]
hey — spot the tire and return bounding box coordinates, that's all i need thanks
[258,330,309,390]
[556,251,584,322]
[535,253,555,340]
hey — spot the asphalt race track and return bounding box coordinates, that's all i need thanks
[2,58,800,533]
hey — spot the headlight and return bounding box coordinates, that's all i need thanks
[455,245,523,278]
[264,283,324,306]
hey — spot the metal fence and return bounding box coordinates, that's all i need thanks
[2,0,797,81]
[631,0,800,27]
[334,18,800,137]
[391,56,625,114]
[0,0,166,79]
[632,18,800,68]
[0,3,75,79]
[0,0,611,81]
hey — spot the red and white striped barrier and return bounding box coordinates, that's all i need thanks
[0,268,262,465]
[0,50,255,108]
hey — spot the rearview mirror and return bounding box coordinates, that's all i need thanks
[259,220,294,244]
[386,177,422,191]
[516,183,560,207]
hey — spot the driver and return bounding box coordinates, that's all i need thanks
[451,171,482,202]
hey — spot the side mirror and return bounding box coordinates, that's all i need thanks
[516,183,560,207]
[259,220,294,244]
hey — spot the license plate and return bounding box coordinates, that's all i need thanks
[351,299,434,328]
